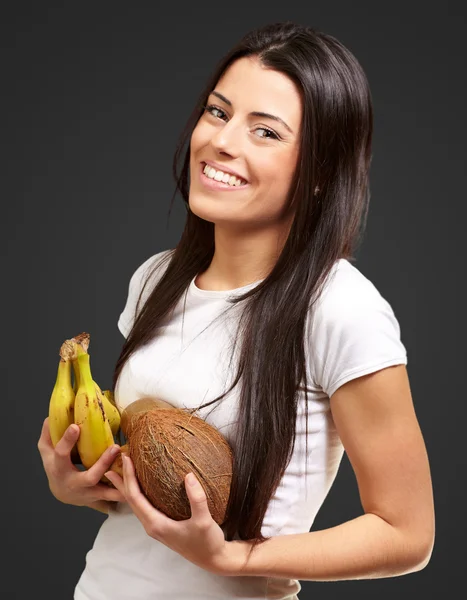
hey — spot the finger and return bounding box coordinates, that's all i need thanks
[37,417,53,453]
[104,471,133,509]
[121,454,154,510]
[37,417,56,472]
[94,482,127,503]
[54,424,80,462]
[104,470,123,493]
[84,444,122,486]
[111,454,163,520]
[185,472,211,522]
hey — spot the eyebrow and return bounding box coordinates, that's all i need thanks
[210,91,294,134]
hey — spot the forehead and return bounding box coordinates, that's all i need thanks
[213,57,302,130]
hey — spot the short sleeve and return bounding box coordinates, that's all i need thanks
[118,249,173,338]
[308,261,408,398]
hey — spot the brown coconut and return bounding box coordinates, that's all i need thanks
[110,398,233,525]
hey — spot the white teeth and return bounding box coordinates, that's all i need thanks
[202,163,246,186]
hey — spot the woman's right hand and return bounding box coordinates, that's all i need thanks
[37,417,127,510]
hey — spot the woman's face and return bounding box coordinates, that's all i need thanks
[189,56,302,232]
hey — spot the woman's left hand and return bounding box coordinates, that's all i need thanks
[105,453,232,576]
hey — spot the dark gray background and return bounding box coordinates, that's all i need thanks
[3,2,465,598]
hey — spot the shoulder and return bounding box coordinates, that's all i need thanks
[118,248,174,338]
[307,259,407,396]
[313,258,388,319]
[309,258,401,340]
[132,248,174,279]
[127,248,174,292]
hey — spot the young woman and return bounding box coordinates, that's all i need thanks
[38,21,435,600]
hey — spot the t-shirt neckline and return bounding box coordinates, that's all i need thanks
[189,274,265,298]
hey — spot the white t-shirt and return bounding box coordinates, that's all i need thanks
[74,249,408,600]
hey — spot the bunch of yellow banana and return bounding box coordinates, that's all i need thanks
[48,332,121,469]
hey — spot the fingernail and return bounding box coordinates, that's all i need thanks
[187,472,197,486]
[68,425,78,437]
[109,445,120,456]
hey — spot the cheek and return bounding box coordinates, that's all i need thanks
[256,152,297,194]
[189,129,199,157]
[249,151,298,218]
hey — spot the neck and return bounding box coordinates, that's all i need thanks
[198,225,289,291]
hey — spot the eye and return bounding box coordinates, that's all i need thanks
[203,104,280,140]
[204,104,228,121]
[254,127,279,140]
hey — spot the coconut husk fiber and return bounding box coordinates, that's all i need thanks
[111,401,233,525]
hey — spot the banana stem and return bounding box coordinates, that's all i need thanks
[56,357,69,383]
[71,338,87,393]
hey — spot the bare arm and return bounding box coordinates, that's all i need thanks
[223,365,435,580]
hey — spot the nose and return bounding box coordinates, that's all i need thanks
[209,119,242,158]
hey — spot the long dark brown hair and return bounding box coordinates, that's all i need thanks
[112,21,373,556]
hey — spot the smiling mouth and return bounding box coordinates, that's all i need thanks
[201,162,248,187]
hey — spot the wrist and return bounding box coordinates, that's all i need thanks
[217,540,252,577]
[58,496,112,515]
[85,500,113,514]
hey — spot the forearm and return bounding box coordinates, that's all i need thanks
[226,513,430,581]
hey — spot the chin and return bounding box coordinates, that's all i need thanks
[187,191,216,221]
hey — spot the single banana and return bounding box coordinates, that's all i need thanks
[102,389,115,406]
[96,386,121,437]
[48,340,75,447]
[71,335,121,436]
[74,351,115,469]
[48,339,81,462]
